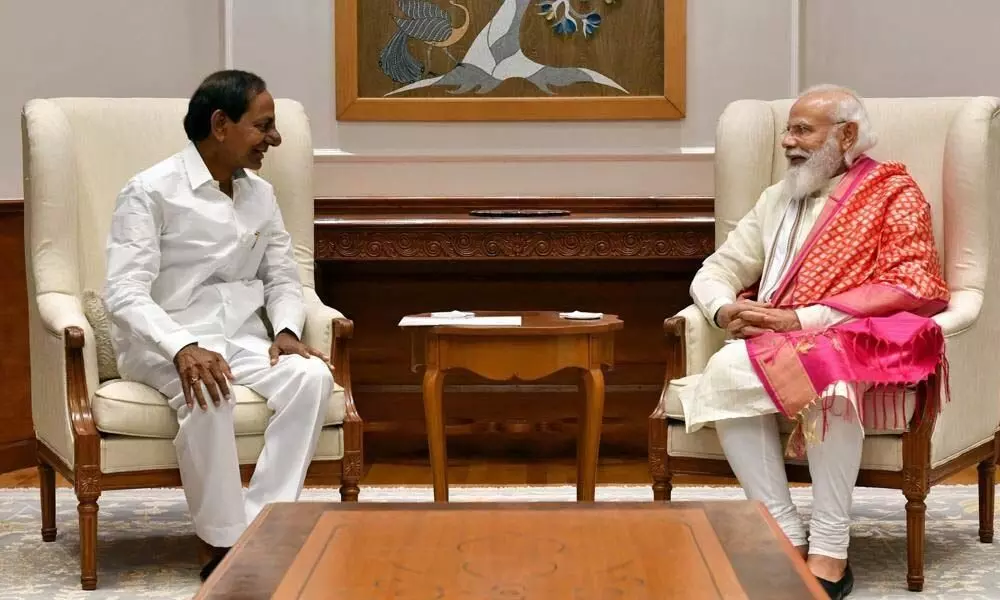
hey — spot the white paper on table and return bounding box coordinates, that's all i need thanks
[398,316,522,327]
[559,311,603,320]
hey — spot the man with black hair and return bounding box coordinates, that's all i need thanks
[103,70,333,580]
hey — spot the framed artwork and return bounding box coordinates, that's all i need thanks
[334,0,686,121]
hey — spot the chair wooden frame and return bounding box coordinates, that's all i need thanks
[648,315,998,592]
[36,318,363,590]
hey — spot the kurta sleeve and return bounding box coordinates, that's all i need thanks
[690,192,767,327]
[103,180,198,360]
[794,304,853,331]
[257,195,305,340]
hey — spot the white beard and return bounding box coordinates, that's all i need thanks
[783,135,845,201]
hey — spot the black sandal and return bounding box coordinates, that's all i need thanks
[199,549,229,582]
[816,562,854,599]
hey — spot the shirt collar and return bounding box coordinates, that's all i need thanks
[181,142,249,191]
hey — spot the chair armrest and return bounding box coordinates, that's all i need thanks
[670,304,727,376]
[655,304,727,421]
[301,289,346,359]
[31,292,101,471]
[932,289,984,338]
[300,290,360,427]
[929,319,1000,466]
[37,291,91,338]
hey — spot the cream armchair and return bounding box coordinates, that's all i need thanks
[649,96,1000,592]
[22,97,363,590]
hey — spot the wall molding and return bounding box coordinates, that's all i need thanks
[9,146,718,200]
[312,147,715,164]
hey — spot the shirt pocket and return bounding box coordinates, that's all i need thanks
[161,201,237,255]
[234,228,269,279]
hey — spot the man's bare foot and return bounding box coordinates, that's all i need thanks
[807,554,847,582]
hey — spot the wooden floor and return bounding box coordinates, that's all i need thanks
[0,457,982,488]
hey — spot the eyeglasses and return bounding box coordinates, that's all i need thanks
[782,120,848,138]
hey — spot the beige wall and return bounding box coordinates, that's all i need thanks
[0,0,222,199]
[803,0,1000,98]
[3,0,1000,199]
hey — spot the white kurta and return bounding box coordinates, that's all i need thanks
[105,143,304,379]
[680,175,854,431]
[104,143,331,547]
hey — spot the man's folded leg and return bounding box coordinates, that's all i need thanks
[805,391,863,594]
[227,350,333,523]
[165,384,248,549]
[716,414,808,549]
[691,340,807,549]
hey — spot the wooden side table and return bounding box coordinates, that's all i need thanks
[404,311,623,502]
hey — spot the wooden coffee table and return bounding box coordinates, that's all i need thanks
[404,311,624,502]
[196,500,827,599]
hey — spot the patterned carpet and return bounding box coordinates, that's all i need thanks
[0,484,997,599]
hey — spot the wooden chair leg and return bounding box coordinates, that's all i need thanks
[980,458,997,543]
[900,373,937,592]
[38,461,57,542]
[339,420,363,503]
[339,473,360,502]
[902,485,928,592]
[75,475,101,590]
[648,414,673,501]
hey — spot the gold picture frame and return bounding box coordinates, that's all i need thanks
[334,0,686,121]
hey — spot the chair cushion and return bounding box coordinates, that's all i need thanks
[98,427,345,473]
[92,379,346,439]
[662,374,914,436]
[665,422,905,471]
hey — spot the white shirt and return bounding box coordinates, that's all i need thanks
[104,142,304,378]
[691,175,851,332]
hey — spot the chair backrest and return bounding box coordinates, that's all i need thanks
[22,97,316,298]
[714,96,1000,329]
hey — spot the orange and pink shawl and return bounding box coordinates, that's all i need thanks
[744,156,950,454]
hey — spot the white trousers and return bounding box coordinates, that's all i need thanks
[155,349,332,547]
[716,397,863,559]
[681,340,865,559]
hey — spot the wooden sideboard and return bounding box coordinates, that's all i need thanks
[313,197,713,460]
[0,196,713,473]
[0,200,33,474]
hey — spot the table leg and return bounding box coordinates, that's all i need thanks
[577,368,605,502]
[422,368,448,502]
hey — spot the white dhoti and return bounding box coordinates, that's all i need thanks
[148,349,332,547]
[679,339,864,559]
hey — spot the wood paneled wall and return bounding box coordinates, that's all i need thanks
[0,201,32,473]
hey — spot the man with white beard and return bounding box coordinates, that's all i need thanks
[680,85,951,599]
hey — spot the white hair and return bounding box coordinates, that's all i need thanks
[799,84,877,166]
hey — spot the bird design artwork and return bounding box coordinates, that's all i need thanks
[381,0,627,97]
[378,0,471,85]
